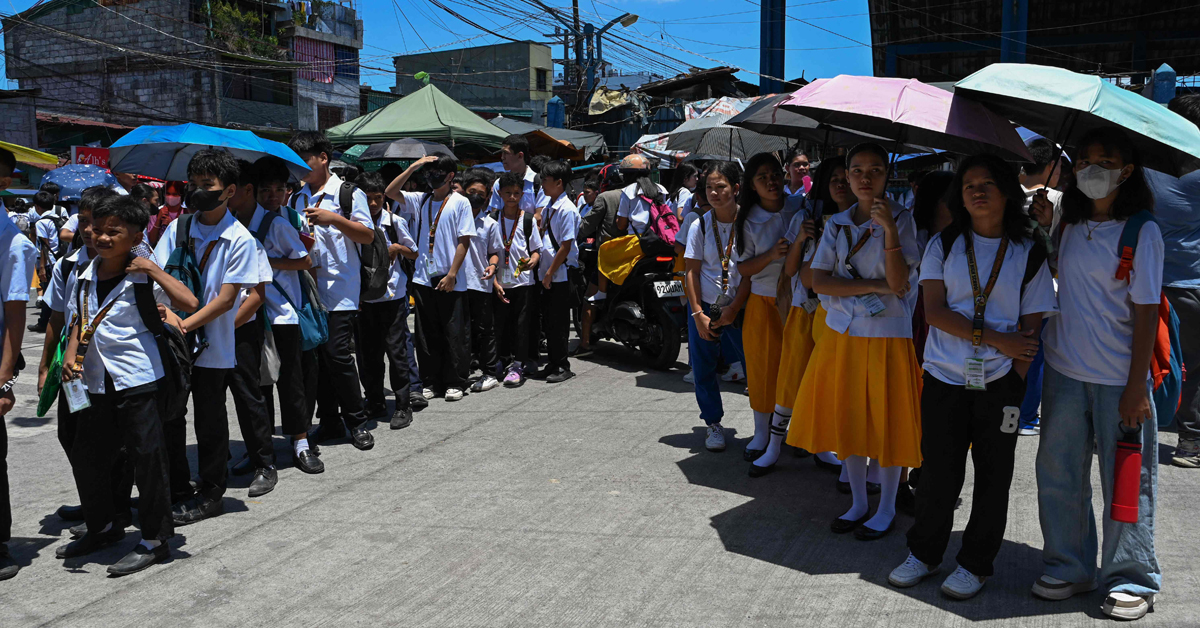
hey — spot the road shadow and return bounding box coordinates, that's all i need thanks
[574,340,748,397]
[659,427,1099,622]
[6,536,55,568]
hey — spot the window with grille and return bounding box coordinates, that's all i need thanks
[317,105,344,130]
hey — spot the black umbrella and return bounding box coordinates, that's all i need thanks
[359,138,456,161]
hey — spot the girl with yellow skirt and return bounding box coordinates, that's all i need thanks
[734,153,802,462]
[790,143,923,541]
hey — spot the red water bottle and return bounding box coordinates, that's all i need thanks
[1111,427,1142,523]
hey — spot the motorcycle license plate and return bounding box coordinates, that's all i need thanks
[653,280,685,298]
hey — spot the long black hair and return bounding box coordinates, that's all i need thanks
[911,170,954,234]
[702,160,743,214]
[735,153,783,255]
[808,158,845,216]
[1059,127,1154,225]
[669,163,698,202]
[943,153,1030,246]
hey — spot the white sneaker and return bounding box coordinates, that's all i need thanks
[722,363,746,382]
[1031,575,1098,601]
[941,566,986,600]
[422,388,435,400]
[1102,592,1155,620]
[888,553,940,588]
[705,423,726,452]
[477,376,499,392]
[445,388,464,402]
[683,371,695,384]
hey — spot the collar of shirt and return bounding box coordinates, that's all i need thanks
[0,208,18,235]
[188,208,241,245]
[827,198,907,228]
[747,203,787,225]
[300,172,344,202]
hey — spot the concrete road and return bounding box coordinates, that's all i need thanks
[3,308,1198,627]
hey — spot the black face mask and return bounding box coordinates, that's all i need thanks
[424,170,448,190]
[466,192,488,211]
[187,187,227,213]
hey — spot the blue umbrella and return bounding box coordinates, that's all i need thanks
[955,64,1200,176]
[41,164,122,202]
[109,123,310,181]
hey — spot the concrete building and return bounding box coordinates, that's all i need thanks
[0,89,38,150]
[394,42,554,125]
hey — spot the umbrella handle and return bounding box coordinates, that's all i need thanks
[1045,110,1080,189]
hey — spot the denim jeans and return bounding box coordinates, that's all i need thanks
[1036,365,1161,596]
[1019,321,1047,424]
[687,302,745,425]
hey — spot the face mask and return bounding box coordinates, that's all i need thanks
[187,187,227,213]
[1075,164,1127,200]
[425,170,448,190]
[466,192,488,211]
[165,194,182,207]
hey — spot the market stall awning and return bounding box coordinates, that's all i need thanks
[326,84,508,154]
[490,116,609,161]
[0,140,58,166]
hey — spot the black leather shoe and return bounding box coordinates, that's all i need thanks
[792,448,812,458]
[56,527,124,558]
[173,497,223,526]
[295,449,324,474]
[56,504,85,521]
[364,403,388,419]
[107,543,169,576]
[349,425,375,451]
[410,392,429,411]
[70,512,132,539]
[814,456,842,474]
[830,512,870,534]
[854,520,894,541]
[248,467,278,498]
[545,368,575,384]
[0,545,17,581]
[390,407,413,430]
[748,461,775,478]
[867,482,881,495]
[743,448,765,462]
[231,453,254,476]
[27,324,45,333]
[309,423,346,444]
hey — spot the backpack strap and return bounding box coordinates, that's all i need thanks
[940,225,963,263]
[1116,210,1154,282]
[1022,240,1048,295]
[254,210,278,244]
[338,182,357,219]
[133,279,165,337]
[175,213,193,251]
[523,213,534,243]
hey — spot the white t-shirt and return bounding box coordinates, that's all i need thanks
[404,192,476,292]
[538,194,581,283]
[782,208,818,308]
[810,201,922,338]
[488,166,546,215]
[684,211,740,305]
[919,232,1058,386]
[1043,218,1164,386]
[736,203,801,298]
[464,212,502,293]
[0,212,36,369]
[616,182,669,235]
[670,187,693,219]
[247,206,309,324]
[291,173,373,312]
[495,211,543,289]
[35,214,60,255]
[677,210,702,251]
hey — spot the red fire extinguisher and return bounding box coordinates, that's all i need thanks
[1111,426,1143,524]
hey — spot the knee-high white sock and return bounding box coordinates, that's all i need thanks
[817,451,842,466]
[752,405,791,468]
[840,455,870,521]
[747,410,772,451]
[864,466,903,532]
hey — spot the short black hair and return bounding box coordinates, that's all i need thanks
[253,156,291,188]
[1023,138,1058,176]
[584,175,600,191]
[236,159,256,189]
[502,134,532,163]
[79,186,120,214]
[288,130,334,160]
[1168,93,1200,128]
[38,181,61,198]
[93,194,151,231]
[528,154,549,174]
[0,148,14,177]
[430,155,458,177]
[540,160,572,184]
[187,148,240,189]
[462,167,495,192]
[354,171,385,195]
[129,182,158,205]
[498,171,524,191]
[33,191,55,210]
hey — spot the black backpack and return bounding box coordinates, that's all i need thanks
[333,182,389,301]
[133,280,192,421]
[36,214,68,259]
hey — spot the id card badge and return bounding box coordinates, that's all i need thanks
[856,293,887,317]
[501,265,516,284]
[63,377,92,412]
[425,257,442,277]
[964,357,987,391]
[801,297,819,314]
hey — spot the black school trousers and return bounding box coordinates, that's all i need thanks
[467,289,498,376]
[263,324,315,437]
[544,280,572,372]
[412,284,470,391]
[495,285,532,368]
[906,370,1026,577]
[57,395,133,519]
[230,316,274,470]
[356,298,411,410]
[163,367,232,503]
[72,375,173,541]
[315,310,368,429]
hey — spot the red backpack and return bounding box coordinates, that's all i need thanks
[636,194,681,256]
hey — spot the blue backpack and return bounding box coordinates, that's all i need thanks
[254,210,328,351]
[162,214,211,358]
[1117,211,1184,428]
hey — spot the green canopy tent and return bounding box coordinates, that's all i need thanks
[326,85,508,156]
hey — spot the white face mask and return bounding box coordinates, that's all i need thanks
[1075,164,1127,200]
[165,194,182,207]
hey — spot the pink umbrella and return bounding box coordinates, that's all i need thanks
[779,75,1032,162]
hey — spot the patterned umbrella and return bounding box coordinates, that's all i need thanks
[41,164,122,202]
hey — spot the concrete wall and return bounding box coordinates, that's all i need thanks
[394,42,552,123]
[0,96,37,148]
[297,76,359,130]
[220,97,298,129]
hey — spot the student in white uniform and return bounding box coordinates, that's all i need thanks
[615,171,670,236]
[668,163,698,219]
[493,171,544,387]
[488,134,546,217]
[1030,128,1163,621]
[30,191,64,333]
[888,154,1058,600]
[353,172,418,427]
[0,147,35,581]
[535,161,581,383]
[783,148,811,198]
[461,168,503,392]
[152,149,263,526]
[288,131,377,450]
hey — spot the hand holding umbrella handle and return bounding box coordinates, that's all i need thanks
[1030,190,1054,228]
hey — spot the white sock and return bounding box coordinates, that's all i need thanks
[817,451,841,466]
[840,455,870,521]
[753,405,791,468]
[864,466,903,532]
[747,410,772,451]
[139,539,162,550]
[867,458,881,484]
[293,438,310,455]
[589,291,606,302]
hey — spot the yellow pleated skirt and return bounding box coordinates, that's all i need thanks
[774,306,815,409]
[743,293,784,413]
[786,328,924,468]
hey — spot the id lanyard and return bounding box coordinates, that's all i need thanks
[73,279,121,374]
[712,217,735,295]
[501,212,521,268]
[841,227,873,279]
[418,195,448,257]
[964,235,1009,351]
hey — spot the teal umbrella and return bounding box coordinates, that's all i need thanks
[955,63,1200,176]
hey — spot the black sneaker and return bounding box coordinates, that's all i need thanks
[409,391,429,411]
[545,368,575,384]
[390,407,413,430]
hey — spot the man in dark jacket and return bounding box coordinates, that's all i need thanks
[573,164,624,355]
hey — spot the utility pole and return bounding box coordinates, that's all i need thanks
[760,0,785,93]
[572,0,583,88]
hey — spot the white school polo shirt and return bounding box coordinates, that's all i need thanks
[919,233,1058,386]
[292,173,373,312]
[670,187,693,219]
[365,209,416,304]
[782,207,819,308]
[1043,218,1164,386]
[406,191,476,292]
[65,263,166,394]
[45,247,91,314]
[737,203,802,299]
[495,211,543,289]
[684,211,740,306]
[464,212,502,293]
[247,205,309,325]
[810,201,921,338]
[0,212,35,369]
[616,182,670,235]
[153,209,261,369]
[488,166,547,215]
[35,214,60,255]
[538,193,581,284]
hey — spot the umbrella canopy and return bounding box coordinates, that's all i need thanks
[0,140,58,167]
[663,112,793,162]
[41,164,122,202]
[780,76,1032,162]
[727,94,887,148]
[955,63,1200,176]
[360,138,456,161]
[326,84,508,153]
[490,116,609,160]
[109,123,311,181]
